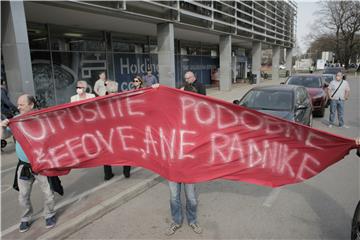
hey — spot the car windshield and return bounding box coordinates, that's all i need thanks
[322,75,333,84]
[324,68,342,74]
[239,90,293,111]
[287,76,322,88]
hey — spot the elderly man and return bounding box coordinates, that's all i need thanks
[70,80,95,102]
[165,71,206,236]
[181,71,206,95]
[1,94,56,233]
[328,71,350,128]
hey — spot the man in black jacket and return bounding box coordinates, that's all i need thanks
[182,71,206,95]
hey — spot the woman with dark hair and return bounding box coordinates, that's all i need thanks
[121,75,144,178]
[132,75,144,90]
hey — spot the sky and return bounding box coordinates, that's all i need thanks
[296,1,322,54]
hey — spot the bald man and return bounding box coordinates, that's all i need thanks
[1,94,56,232]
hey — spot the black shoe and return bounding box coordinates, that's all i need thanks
[123,166,131,178]
[104,173,114,181]
[45,215,56,229]
[19,221,31,233]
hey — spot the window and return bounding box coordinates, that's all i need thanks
[50,25,106,51]
[28,22,49,50]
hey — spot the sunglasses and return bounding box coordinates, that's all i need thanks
[76,87,85,89]
[133,79,140,83]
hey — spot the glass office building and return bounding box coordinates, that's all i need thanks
[2,1,296,107]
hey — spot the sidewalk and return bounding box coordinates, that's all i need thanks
[1,78,284,240]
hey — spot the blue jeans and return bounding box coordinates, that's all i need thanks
[329,99,345,127]
[168,181,198,225]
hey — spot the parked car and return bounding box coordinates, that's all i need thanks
[322,73,336,84]
[284,74,328,117]
[323,67,346,80]
[233,85,313,126]
[349,63,358,69]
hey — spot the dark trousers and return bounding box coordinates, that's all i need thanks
[123,166,131,178]
[103,165,113,179]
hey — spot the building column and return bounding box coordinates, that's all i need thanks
[219,35,231,91]
[157,23,175,87]
[272,46,280,80]
[251,42,261,84]
[1,0,35,103]
[286,48,293,76]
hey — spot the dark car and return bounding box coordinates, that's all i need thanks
[233,85,313,126]
[284,74,328,117]
[322,73,336,84]
[323,67,346,80]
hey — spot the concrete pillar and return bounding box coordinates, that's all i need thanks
[1,0,35,103]
[272,46,280,80]
[157,23,175,87]
[251,42,261,84]
[219,35,232,91]
[286,48,293,76]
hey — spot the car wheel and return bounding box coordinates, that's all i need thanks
[351,201,360,240]
[313,107,325,118]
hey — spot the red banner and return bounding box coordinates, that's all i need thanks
[9,86,357,187]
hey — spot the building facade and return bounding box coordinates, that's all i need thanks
[1,0,297,108]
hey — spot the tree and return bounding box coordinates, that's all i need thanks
[307,1,360,68]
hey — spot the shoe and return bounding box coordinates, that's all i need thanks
[328,124,333,128]
[45,216,56,229]
[19,221,30,233]
[189,223,202,234]
[339,125,350,129]
[104,173,114,181]
[165,223,181,236]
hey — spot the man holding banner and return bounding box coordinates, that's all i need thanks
[166,71,205,236]
[1,95,57,233]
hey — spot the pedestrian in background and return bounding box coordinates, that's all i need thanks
[73,80,114,181]
[131,75,144,90]
[143,68,158,87]
[328,72,350,128]
[94,71,108,96]
[1,95,57,233]
[1,79,18,119]
[181,71,206,95]
[165,71,205,236]
[104,78,133,179]
[70,80,95,102]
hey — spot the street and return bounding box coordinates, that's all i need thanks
[1,74,359,239]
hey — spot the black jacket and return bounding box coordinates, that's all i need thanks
[184,80,206,96]
[13,160,64,196]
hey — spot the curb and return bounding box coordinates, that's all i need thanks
[38,174,162,240]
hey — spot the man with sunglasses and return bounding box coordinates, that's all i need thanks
[70,81,95,102]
